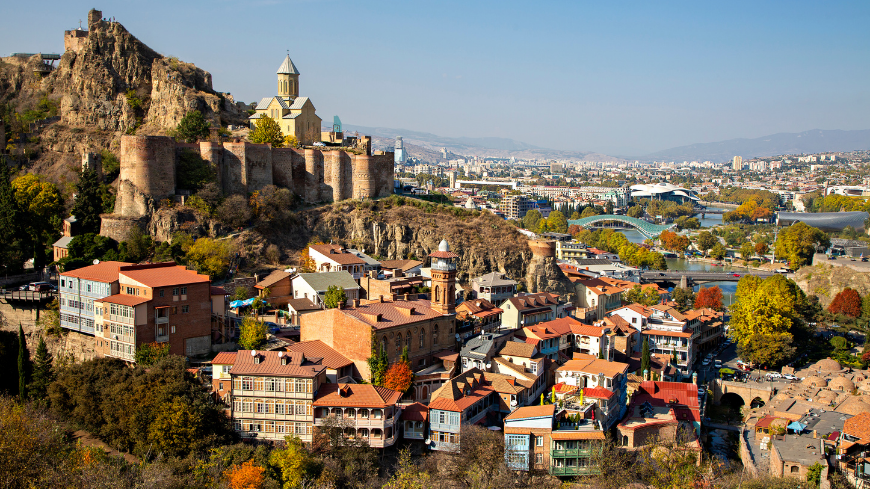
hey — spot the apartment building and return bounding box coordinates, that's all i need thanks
[92,262,218,361]
[226,350,328,443]
[555,354,630,429]
[499,194,535,220]
[313,383,403,448]
[59,261,131,335]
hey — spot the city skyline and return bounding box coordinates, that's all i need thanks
[2,0,869,156]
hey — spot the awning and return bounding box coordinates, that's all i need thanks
[230,298,255,308]
[787,421,806,433]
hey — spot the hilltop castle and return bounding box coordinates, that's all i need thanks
[249,54,322,145]
[100,135,395,241]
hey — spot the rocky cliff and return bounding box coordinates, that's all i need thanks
[793,263,870,307]
[0,9,247,184]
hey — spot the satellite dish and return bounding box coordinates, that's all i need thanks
[424,439,431,445]
[510,399,517,406]
[486,363,492,369]
[93,259,100,265]
[250,350,257,356]
[277,351,284,358]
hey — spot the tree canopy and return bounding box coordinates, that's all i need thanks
[625,285,661,307]
[239,316,267,351]
[774,222,829,268]
[829,288,862,318]
[71,166,104,235]
[174,111,211,143]
[323,285,347,309]
[694,286,724,311]
[249,115,284,147]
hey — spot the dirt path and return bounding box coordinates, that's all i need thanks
[71,430,139,464]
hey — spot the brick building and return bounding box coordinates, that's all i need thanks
[617,381,702,455]
[92,262,220,361]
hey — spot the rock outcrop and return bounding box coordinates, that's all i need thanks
[794,263,870,307]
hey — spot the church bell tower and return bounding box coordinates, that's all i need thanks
[277,52,300,99]
[429,239,458,315]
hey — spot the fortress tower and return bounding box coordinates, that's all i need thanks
[429,240,459,315]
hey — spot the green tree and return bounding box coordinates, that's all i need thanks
[239,316,267,350]
[174,111,211,143]
[269,436,320,489]
[323,285,347,309]
[710,243,727,260]
[18,323,28,401]
[546,210,568,234]
[671,287,696,312]
[176,149,216,192]
[775,222,830,268]
[740,242,754,261]
[366,338,389,386]
[522,209,542,231]
[580,206,599,218]
[640,337,651,375]
[249,115,284,147]
[627,206,644,218]
[134,342,170,366]
[0,163,23,272]
[605,200,614,215]
[862,294,870,318]
[625,285,660,307]
[28,336,54,401]
[13,174,64,269]
[570,211,581,220]
[696,231,717,256]
[70,167,104,235]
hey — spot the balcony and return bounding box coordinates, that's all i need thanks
[549,466,599,477]
[155,335,169,343]
[551,448,593,457]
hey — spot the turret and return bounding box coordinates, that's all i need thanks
[276,53,300,99]
[429,240,459,315]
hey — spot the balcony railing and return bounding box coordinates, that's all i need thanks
[551,448,593,457]
[549,466,599,476]
[155,334,169,343]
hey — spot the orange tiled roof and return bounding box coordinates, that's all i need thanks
[313,383,402,408]
[429,368,495,412]
[120,262,209,287]
[504,404,555,420]
[558,355,629,378]
[551,431,606,440]
[211,352,238,365]
[499,341,537,358]
[582,386,616,399]
[285,340,353,369]
[310,244,366,265]
[400,402,429,422]
[96,293,150,307]
[61,261,132,282]
[342,299,443,328]
[844,412,870,442]
[230,350,325,378]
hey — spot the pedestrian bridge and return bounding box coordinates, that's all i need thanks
[641,271,776,285]
[567,215,675,239]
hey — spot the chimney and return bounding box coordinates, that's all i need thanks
[391,293,398,301]
[379,295,384,303]
[403,293,410,301]
[813,430,817,439]
[353,298,360,308]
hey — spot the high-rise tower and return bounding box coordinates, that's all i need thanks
[277,53,300,99]
[394,136,406,164]
[429,239,458,315]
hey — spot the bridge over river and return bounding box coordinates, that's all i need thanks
[641,270,776,286]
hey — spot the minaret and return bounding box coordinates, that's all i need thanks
[277,52,300,99]
[429,239,459,315]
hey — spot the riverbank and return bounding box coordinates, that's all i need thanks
[699,201,739,209]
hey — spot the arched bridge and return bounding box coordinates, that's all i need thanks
[567,215,675,239]
[712,379,774,407]
[641,271,776,286]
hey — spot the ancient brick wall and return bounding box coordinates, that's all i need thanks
[244,143,273,192]
[64,29,89,53]
[221,141,247,196]
[272,148,297,189]
[304,149,324,203]
[115,135,176,218]
[372,153,395,198]
[351,154,374,199]
[198,142,223,189]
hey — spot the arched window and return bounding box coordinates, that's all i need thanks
[406,331,412,350]
[622,435,628,446]
[395,334,402,355]
[434,285,441,304]
[419,329,425,348]
[381,336,387,353]
[421,386,429,400]
[432,325,438,346]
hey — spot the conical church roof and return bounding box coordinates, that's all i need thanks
[277,54,300,75]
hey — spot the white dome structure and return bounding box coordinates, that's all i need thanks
[629,183,700,204]
[438,239,450,252]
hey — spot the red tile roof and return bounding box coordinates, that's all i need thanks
[285,340,353,369]
[230,350,325,378]
[503,293,559,312]
[629,381,700,423]
[400,402,429,422]
[313,383,402,408]
[582,386,616,399]
[310,245,366,265]
[844,412,870,442]
[342,299,443,328]
[61,261,132,282]
[96,293,150,307]
[428,368,495,412]
[120,262,210,287]
[504,404,555,421]
[211,352,238,365]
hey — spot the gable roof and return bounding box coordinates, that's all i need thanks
[230,350,325,378]
[277,54,300,75]
[211,352,238,365]
[288,96,310,110]
[557,354,630,378]
[472,272,517,287]
[379,259,424,272]
[61,261,132,282]
[256,270,292,289]
[313,383,401,408]
[503,293,559,312]
[286,298,320,312]
[499,341,537,358]
[341,298,443,328]
[309,245,365,266]
[285,340,353,369]
[96,293,150,307]
[843,412,870,443]
[294,271,360,292]
[428,368,495,412]
[504,404,555,421]
[120,262,210,287]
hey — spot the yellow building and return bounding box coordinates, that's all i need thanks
[249,54,323,145]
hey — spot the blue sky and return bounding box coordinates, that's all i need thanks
[3,0,869,156]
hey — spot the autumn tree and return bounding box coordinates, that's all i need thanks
[775,221,829,268]
[224,459,266,489]
[829,288,862,318]
[323,285,347,309]
[134,342,170,366]
[13,174,64,268]
[625,285,661,307]
[580,206,599,218]
[283,134,300,148]
[185,237,234,279]
[239,316,267,350]
[755,242,770,256]
[545,210,568,234]
[710,243,727,260]
[696,231,717,256]
[671,287,696,313]
[660,230,690,253]
[249,115,284,147]
[216,194,252,229]
[268,436,320,488]
[694,286,724,311]
[740,242,754,261]
[298,241,325,273]
[384,348,414,392]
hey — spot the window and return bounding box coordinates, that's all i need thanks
[173,288,179,296]
[432,325,438,346]
[159,289,164,297]
[536,435,543,447]
[535,453,543,465]
[181,287,187,295]
[395,334,402,355]
[182,305,189,313]
[419,329,425,348]
[86,284,91,292]
[170,326,176,334]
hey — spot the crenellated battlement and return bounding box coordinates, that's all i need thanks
[100,135,393,241]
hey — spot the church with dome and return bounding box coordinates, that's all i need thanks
[249,54,322,145]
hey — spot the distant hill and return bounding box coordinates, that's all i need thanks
[643,129,870,163]
[344,124,625,163]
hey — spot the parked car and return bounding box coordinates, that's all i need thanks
[714,360,722,368]
[782,374,798,381]
[266,322,281,335]
[702,359,711,366]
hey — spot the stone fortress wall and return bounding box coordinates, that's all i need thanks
[101,134,394,241]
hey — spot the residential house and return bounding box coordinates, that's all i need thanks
[838,412,870,486]
[59,260,131,335]
[499,293,561,331]
[313,383,403,448]
[460,331,514,373]
[555,354,630,429]
[485,371,536,416]
[286,340,356,382]
[493,341,547,404]
[379,259,424,278]
[573,278,626,321]
[409,350,457,403]
[428,368,499,451]
[345,248,381,275]
[610,304,696,370]
[308,244,366,279]
[286,298,321,326]
[92,262,220,361]
[617,381,701,455]
[769,435,827,480]
[518,323,564,363]
[684,308,725,355]
[291,271,360,308]
[400,402,429,441]
[52,216,80,262]
[455,298,503,339]
[227,350,328,443]
[471,272,518,304]
[504,404,605,477]
[603,315,639,362]
[358,273,425,302]
[254,270,293,307]
[211,351,237,406]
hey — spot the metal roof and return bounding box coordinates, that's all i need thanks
[289,96,309,110]
[276,54,300,75]
[293,271,360,292]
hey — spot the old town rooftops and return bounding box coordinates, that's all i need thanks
[61,261,132,282]
[472,272,518,287]
[503,293,559,311]
[558,354,629,378]
[96,293,150,307]
[504,404,556,421]
[313,383,402,408]
[309,244,366,265]
[230,350,326,377]
[429,368,495,412]
[120,262,210,287]
[342,298,443,328]
[499,341,538,358]
[285,340,353,369]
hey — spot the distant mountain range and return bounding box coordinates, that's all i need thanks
[641,129,870,163]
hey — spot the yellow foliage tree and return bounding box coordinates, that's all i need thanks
[284,134,299,148]
[148,397,206,456]
[268,436,318,489]
[249,115,284,147]
[185,237,234,279]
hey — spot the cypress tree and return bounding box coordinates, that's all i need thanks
[17,323,27,401]
[0,162,21,272]
[71,166,104,235]
[29,336,54,401]
[640,337,651,377]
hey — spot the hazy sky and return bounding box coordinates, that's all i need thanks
[3,0,869,156]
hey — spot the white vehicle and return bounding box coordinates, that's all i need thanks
[714,360,722,368]
[702,359,711,366]
[782,374,798,381]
